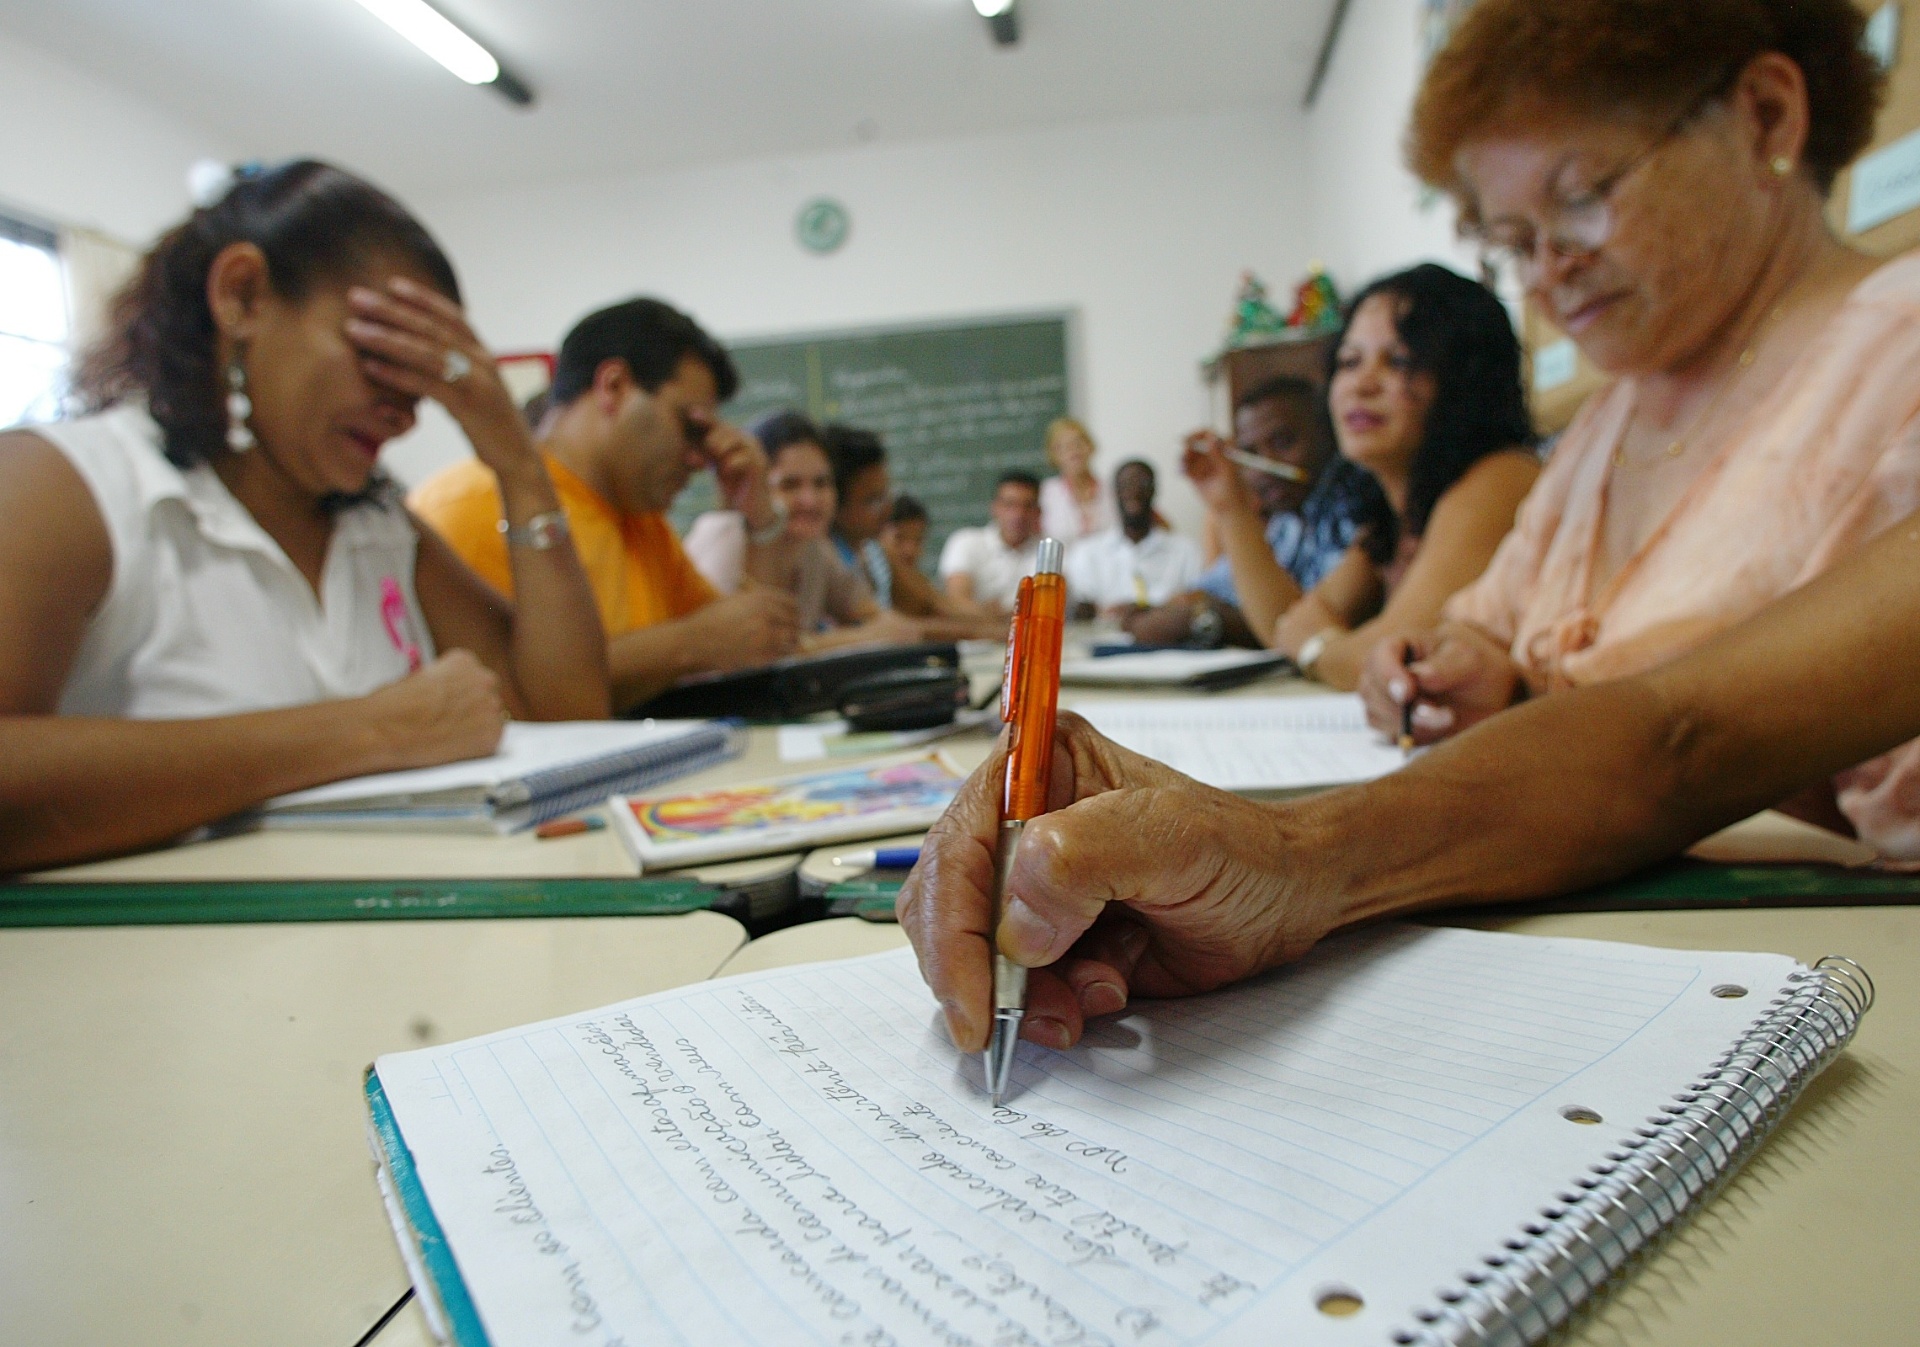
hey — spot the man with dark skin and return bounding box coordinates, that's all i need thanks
[1126,381,1340,647]
[1064,459,1202,621]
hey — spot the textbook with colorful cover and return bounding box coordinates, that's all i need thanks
[609,749,967,870]
[254,720,744,834]
[363,924,1870,1346]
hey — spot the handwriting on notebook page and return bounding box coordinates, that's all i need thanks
[377,928,1774,1346]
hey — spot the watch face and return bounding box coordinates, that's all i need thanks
[1189,606,1225,648]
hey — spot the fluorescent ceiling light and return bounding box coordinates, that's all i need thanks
[973,0,1013,16]
[354,0,499,85]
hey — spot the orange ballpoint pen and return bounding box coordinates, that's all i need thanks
[985,537,1067,1104]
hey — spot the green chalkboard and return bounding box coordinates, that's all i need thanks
[670,314,1072,566]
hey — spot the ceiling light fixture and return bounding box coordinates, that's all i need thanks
[352,0,535,105]
[972,0,1020,46]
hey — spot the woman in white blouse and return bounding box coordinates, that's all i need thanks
[1037,417,1112,544]
[0,161,607,870]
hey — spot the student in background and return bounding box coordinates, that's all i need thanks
[685,411,922,648]
[939,470,1045,614]
[1130,378,1368,646]
[823,430,1007,638]
[1361,0,1920,857]
[0,161,607,870]
[1037,417,1112,545]
[824,423,898,605]
[1063,460,1202,620]
[880,494,932,579]
[1187,264,1539,688]
[411,298,799,708]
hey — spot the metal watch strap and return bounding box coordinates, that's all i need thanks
[497,510,571,550]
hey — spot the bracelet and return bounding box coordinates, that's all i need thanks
[497,510,571,550]
[1294,627,1338,677]
[746,500,789,547]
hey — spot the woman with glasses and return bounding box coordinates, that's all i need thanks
[1357,0,1920,856]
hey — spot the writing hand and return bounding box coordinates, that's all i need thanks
[360,649,506,772]
[1358,621,1524,744]
[687,588,801,669]
[897,713,1338,1054]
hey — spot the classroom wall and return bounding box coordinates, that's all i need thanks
[394,105,1313,536]
[1303,0,1477,297]
[0,29,227,243]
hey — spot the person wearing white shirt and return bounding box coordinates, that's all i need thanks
[938,470,1044,614]
[1064,459,1202,618]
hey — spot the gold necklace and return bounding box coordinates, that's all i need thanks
[1613,303,1784,469]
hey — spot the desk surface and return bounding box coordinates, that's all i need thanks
[0,910,745,1347]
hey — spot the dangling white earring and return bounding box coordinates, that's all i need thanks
[225,357,255,452]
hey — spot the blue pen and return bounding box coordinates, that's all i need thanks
[830,847,921,869]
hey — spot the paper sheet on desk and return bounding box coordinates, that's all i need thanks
[1073,694,1407,791]
[372,928,1810,1346]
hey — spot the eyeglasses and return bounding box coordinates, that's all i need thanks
[1466,80,1727,284]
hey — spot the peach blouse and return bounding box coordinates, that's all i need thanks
[1445,252,1920,857]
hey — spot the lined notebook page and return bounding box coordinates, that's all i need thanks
[375,926,1801,1346]
[1073,694,1407,791]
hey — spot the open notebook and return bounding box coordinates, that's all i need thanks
[365,925,1869,1346]
[1073,693,1407,792]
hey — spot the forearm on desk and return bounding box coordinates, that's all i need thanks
[1305,523,1920,926]
[0,704,412,871]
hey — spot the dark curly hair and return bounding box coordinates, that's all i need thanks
[1410,0,1883,201]
[74,160,459,469]
[1331,264,1534,565]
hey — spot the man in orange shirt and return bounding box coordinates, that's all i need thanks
[411,298,799,708]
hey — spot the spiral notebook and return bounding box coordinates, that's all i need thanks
[364,925,1870,1346]
[255,720,743,833]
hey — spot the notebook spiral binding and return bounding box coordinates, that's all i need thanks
[1392,955,1874,1347]
[490,722,745,826]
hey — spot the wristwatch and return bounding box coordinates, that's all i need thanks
[1187,600,1226,649]
[1295,628,1336,677]
[497,510,571,550]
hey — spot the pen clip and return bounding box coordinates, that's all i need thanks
[1001,576,1033,725]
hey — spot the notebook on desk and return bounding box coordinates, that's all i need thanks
[1059,647,1291,689]
[1073,693,1407,792]
[252,720,744,834]
[364,924,1869,1346]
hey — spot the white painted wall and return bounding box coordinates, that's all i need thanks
[0,28,227,244]
[1304,0,1478,296]
[395,105,1312,535]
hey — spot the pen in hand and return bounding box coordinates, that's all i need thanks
[1397,641,1417,754]
[986,539,1067,1106]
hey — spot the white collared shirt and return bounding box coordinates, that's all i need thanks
[38,405,432,719]
[1063,524,1203,610]
[937,526,1040,610]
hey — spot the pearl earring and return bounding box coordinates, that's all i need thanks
[225,358,255,452]
[1770,155,1792,177]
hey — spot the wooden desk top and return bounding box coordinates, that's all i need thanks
[0,910,746,1347]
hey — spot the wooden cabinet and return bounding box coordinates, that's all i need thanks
[1203,333,1334,415]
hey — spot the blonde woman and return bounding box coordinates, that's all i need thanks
[1037,417,1112,544]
